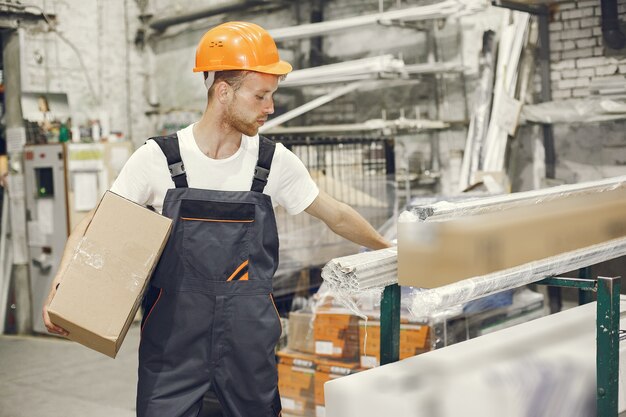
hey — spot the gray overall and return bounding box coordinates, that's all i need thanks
[137,134,283,417]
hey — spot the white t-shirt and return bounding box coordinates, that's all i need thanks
[110,123,319,215]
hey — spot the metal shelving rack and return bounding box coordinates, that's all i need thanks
[379,271,622,417]
[361,1,622,415]
[267,134,396,305]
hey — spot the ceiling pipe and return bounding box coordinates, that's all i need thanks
[269,1,461,41]
[600,0,625,50]
[149,0,268,32]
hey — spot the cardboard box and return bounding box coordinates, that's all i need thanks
[358,320,430,368]
[313,309,360,360]
[48,191,172,358]
[314,358,360,417]
[288,310,316,354]
[398,189,626,288]
[277,349,317,416]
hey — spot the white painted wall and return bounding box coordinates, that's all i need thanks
[16,0,626,184]
[20,0,152,146]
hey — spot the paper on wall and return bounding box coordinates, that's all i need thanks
[6,127,26,154]
[37,198,54,235]
[27,221,45,247]
[73,172,99,211]
[68,147,104,171]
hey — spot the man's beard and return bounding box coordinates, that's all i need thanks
[227,100,259,137]
[231,117,257,137]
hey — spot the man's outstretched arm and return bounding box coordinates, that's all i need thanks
[305,190,392,250]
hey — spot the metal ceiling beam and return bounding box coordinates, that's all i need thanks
[281,55,404,87]
[281,56,464,88]
[264,118,449,135]
[268,1,462,41]
[260,82,364,132]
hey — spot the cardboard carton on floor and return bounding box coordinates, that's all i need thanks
[48,191,172,358]
[277,349,317,416]
[358,320,430,369]
[313,309,360,360]
[314,358,360,417]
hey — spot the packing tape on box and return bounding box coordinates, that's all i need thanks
[71,237,147,292]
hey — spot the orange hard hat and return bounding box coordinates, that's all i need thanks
[193,21,292,75]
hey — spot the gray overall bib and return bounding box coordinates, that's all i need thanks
[137,133,283,417]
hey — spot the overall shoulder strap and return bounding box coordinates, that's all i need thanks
[251,135,276,193]
[148,133,188,188]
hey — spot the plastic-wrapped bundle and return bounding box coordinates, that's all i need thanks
[412,174,626,221]
[398,176,626,287]
[322,248,397,291]
[321,175,626,321]
[408,236,626,317]
[320,248,397,318]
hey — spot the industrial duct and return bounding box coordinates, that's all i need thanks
[600,0,625,50]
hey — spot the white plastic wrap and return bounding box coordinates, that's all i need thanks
[413,174,626,221]
[521,98,626,124]
[320,248,397,318]
[409,236,626,317]
[321,175,626,321]
[322,248,398,291]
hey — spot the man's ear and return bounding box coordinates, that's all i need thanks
[215,81,231,104]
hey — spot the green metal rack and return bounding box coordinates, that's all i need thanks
[380,274,622,417]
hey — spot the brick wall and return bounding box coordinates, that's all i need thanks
[549,0,626,99]
[542,0,626,188]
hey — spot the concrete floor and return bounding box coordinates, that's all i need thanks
[2,320,624,417]
[0,324,140,417]
[0,323,229,417]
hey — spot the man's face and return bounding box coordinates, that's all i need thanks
[225,72,278,137]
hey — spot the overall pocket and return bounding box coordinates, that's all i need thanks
[181,199,255,282]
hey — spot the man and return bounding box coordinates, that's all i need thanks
[43,21,390,417]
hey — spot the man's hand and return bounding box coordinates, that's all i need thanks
[40,208,96,337]
[42,283,69,336]
[0,172,8,189]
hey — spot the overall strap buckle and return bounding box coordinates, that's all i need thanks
[149,133,189,188]
[169,161,186,177]
[251,135,276,193]
[253,166,270,183]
